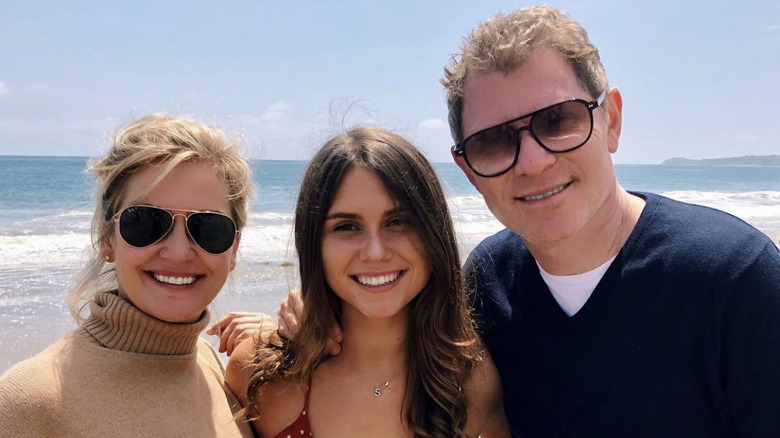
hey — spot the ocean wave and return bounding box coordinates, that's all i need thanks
[0,209,93,236]
[0,233,91,269]
[662,191,780,220]
[1,190,776,269]
[247,211,294,226]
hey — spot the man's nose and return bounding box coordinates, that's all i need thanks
[513,130,556,176]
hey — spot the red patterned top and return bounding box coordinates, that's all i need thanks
[273,378,313,438]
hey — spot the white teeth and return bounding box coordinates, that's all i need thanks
[153,274,196,285]
[356,272,400,286]
[521,184,567,201]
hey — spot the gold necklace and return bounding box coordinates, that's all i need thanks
[348,359,406,397]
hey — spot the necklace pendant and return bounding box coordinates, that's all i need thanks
[374,387,382,397]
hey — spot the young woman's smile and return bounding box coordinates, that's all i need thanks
[321,166,431,319]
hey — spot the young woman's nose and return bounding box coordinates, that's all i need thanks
[359,230,392,261]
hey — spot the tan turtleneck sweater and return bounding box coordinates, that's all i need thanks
[0,291,255,438]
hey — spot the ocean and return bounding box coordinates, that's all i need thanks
[1,156,779,374]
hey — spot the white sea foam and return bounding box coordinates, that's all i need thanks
[0,233,91,269]
[3,191,777,270]
[0,209,93,236]
[662,191,780,236]
[2,186,779,374]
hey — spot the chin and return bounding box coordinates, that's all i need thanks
[148,305,205,324]
[517,221,581,248]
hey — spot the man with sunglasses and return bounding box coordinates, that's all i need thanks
[443,5,780,437]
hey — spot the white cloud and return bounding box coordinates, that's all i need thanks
[228,101,330,160]
[259,101,292,122]
[25,84,48,93]
[735,134,759,143]
[414,117,455,163]
[417,118,449,131]
[0,82,50,97]
[0,116,119,156]
[765,24,780,32]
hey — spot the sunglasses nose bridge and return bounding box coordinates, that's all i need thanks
[158,213,199,257]
[162,212,192,241]
[512,126,557,176]
[508,124,534,154]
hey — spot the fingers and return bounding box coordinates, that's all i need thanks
[290,287,304,315]
[325,338,341,356]
[207,311,254,335]
[277,312,296,340]
[208,312,275,354]
[325,323,344,356]
[225,315,276,356]
[277,295,300,340]
[226,323,246,356]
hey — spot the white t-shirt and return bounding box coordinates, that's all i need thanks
[537,255,617,316]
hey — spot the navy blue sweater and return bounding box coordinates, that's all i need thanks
[466,193,780,437]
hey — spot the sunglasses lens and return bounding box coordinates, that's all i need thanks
[532,100,591,151]
[462,124,517,177]
[187,213,236,254]
[118,206,173,248]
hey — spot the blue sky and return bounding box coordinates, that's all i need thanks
[1,0,778,164]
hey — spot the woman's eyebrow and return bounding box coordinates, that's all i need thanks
[384,207,407,217]
[325,212,360,221]
[325,207,408,221]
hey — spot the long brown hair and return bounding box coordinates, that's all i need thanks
[247,127,480,437]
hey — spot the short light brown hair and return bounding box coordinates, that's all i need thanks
[69,114,253,320]
[442,5,610,144]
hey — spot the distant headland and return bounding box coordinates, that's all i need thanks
[661,155,780,167]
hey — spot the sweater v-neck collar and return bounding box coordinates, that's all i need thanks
[531,192,660,322]
[81,291,209,355]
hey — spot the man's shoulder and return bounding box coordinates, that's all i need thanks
[464,229,536,305]
[646,192,765,238]
[467,228,529,266]
[629,192,777,274]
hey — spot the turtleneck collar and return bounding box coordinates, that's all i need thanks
[81,291,210,355]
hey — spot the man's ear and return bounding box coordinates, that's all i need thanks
[452,146,480,191]
[606,88,623,154]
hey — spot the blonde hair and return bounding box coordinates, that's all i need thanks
[442,5,610,143]
[68,114,253,321]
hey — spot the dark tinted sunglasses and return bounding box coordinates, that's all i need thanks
[453,92,606,178]
[113,205,238,254]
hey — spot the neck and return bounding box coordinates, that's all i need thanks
[335,306,408,372]
[530,183,644,275]
[82,290,208,355]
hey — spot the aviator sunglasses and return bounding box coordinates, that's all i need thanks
[453,92,606,178]
[113,205,238,254]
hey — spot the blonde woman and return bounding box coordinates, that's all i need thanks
[0,114,257,437]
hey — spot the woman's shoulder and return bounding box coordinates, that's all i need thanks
[466,349,501,405]
[195,337,227,375]
[1,333,77,388]
[0,337,75,435]
[250,377,308,437]
[226,336,308,437]
[464,349,509,437]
